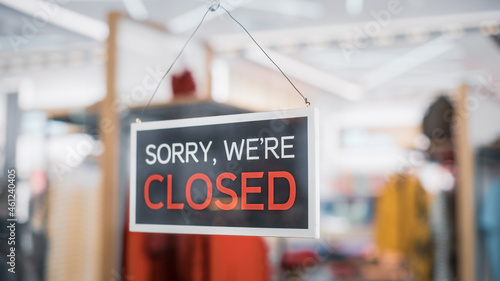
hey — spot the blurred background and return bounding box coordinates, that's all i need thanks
[0,0,500,280]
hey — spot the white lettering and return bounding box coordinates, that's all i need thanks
[246,138,259,160]
[172,143,185,164]
[224,139,245,161]
[281,136,295,159]
[185,142,199,163]
[157,143,171,164]
[265,137,279,159]
[146,144,157,165]
[199,141,212,162]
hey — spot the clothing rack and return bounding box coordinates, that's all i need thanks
[475,147,500,281]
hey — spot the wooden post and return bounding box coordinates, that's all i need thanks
[204,44,214,101]
[99,11,121,281]
[454,84,475,281]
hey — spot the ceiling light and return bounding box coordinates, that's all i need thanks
[346,0,363,16]
[441,23,464,39]
[220,49,241,59]
[0,0,109,41]
[9,57,24,73]
[48,52,63,68]
[245,0,325,19]
[122,0,149,21]
[68,50,85,66]
[479,20,500,36]
[28,54,43,71]
[308,36,331,50]
[373,33,395,46]
[277,42,299,54]
[406,27,430,43]
[91,48,105,64]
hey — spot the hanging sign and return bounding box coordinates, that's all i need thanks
[130,108,319,238]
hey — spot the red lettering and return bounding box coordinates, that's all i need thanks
[166,174,184,209]
[144,174,164,210]
[143,171,296,211]
[241,172,264,210]
[186,173,212,210]
[215,173,237,210]
[268,171,296,210]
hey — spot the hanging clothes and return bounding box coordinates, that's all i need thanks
[123,213,209,281]
[422,95,454,140]
[374,173,433,281]
[209,235,269,281]
[123,232,269,281]
[430,190,453,281]
[172,69,196,97]
[123,198,270,281]
[46,163,102,281]
[479,179,500,281]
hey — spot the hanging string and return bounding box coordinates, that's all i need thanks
[139,3,310,122]
[140,6,212,119]
[219,6,310,107]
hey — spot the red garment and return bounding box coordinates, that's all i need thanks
[209,236,269,281]
[123,194,270,281]
[172,70,196,97]
[281,249,319,270]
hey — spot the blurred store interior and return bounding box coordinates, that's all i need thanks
[1,0,500,280]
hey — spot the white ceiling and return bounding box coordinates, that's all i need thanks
[27,0,500,34]
[1,0,500,48]
[0,0,500,105]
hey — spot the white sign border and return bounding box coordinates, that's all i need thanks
[130,107,319,238]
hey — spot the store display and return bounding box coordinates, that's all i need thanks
[280,249,319,270]
[209,235,269,281]
[123,231,209,281]
[423,96,454,141]
[123,224,270,281]
[374,173,432,281]
[46,162,102,281]
[430,190,454,281]
[479,179,500,281]
[2,2,500,280]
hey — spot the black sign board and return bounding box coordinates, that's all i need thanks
[130,108,318,237]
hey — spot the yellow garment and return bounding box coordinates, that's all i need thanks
[374,174,433,281]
